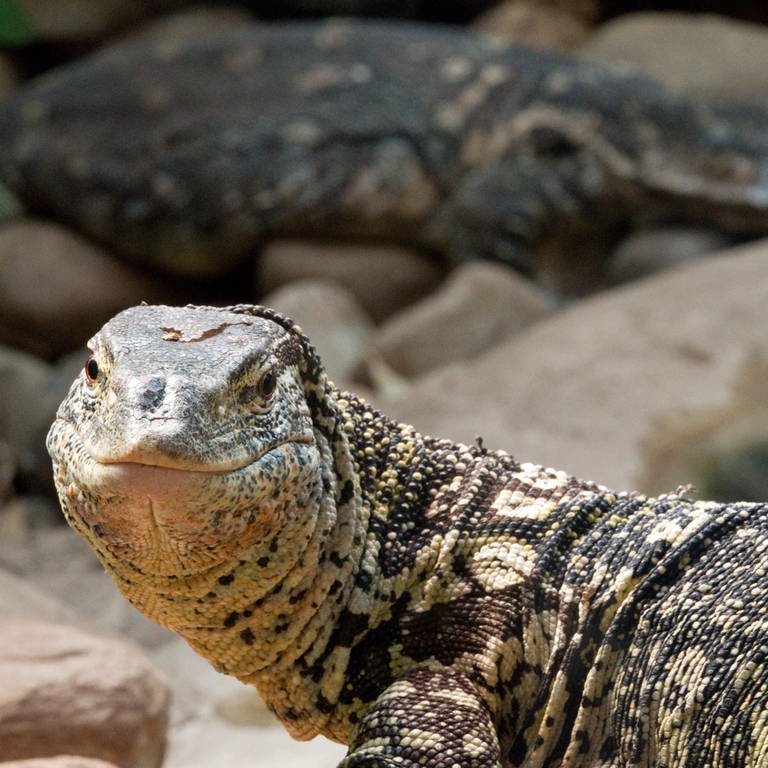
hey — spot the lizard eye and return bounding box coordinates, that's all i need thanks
[257,369,277,400]
[85,355,100,384]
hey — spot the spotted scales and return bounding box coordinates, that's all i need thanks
[47,304,768,767]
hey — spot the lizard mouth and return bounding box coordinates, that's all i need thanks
[49,421,320,575]
[49,416,316,511]
[75,435,315,502]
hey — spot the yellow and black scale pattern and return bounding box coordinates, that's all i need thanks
[47,304,768,768]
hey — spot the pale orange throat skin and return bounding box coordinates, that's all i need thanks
[48,304,768,767]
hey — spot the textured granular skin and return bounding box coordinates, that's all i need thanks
[48,304,768,767]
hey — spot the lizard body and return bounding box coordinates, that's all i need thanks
[3,20,768,281]
[48,304,768,767]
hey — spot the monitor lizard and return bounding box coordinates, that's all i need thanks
[47,303,768,767]
[3,19,768,283]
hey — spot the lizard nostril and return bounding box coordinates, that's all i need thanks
[137,376,166,412]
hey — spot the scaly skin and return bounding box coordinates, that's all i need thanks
[48,304,768,767]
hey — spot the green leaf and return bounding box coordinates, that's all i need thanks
[0,0,35,46]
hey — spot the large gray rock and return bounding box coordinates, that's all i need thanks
[606,224,732,285]
[0,220,177,359]
[0,345,54,456]
[0,525,173,649]
[581,12,768,105]
[0,619,169,767]
[258,240,444,323]
[384,237,768,493]
[0,567,79,625]
[369,261,557,379]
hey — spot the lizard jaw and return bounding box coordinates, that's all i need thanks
[49,418,320,576]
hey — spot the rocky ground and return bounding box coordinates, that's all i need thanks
[1,2,768,766]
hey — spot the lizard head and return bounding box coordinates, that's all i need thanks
[46,304,344,581]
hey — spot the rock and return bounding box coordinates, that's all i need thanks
[383,238,768,494]
[581,12,768,105]
[0,344,54,457]
[0,618,169,767]
[606,225,733,285]
[261,280,374,383]
[0,567,79,625]
[164,715,347,768]
[120,4,254,46]
[0,442,13,501]
[0,524,173,649]
[473,1,592,50]
[13,351,85,496]
[369,262,557,379]
[0,220,178,359]
[0,758,119,768]
[258,241,444,323]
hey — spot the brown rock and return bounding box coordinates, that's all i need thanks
[120,4,254,46]
[606,225,733,285]
[0,619,169,767]
[370,262,557,379]
[581,12,768,105]
[473,0,592,50]
[0,568,79,625]
[257,240,445,323]
[0,524,173,649]
[0,219,177,359]
[262,280,373,383]
[0,442,13,501]
[0,344,54,455]
[0,758,119,768]
[384,238,768,493]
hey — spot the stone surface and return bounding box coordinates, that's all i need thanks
[0,566,79,625]
[0,344,54,457]
[369,262,557,379]
[0,524,173,649]
[384,238,768,493]
[262,280,374,383]
[0,618,169,767]
[606,225,733,285]
[0,442,13,501]
[0,220,177,359]
[473,0,592,50]
[581,12,768,104]
[0,755,117,768]
[0,758,119,768]
[257,241,445,323]
[119,4,254,46]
